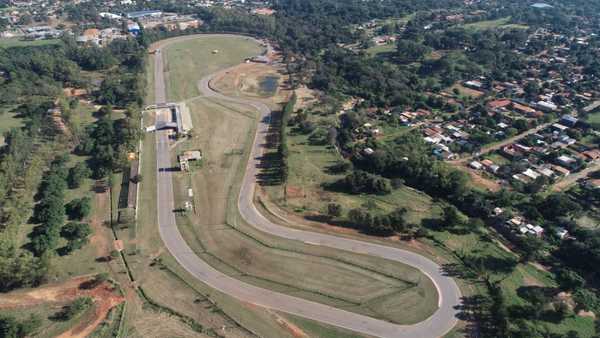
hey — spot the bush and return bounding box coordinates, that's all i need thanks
[327,203,342,217]
[57,297,93,321]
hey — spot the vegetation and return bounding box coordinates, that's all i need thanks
[0,314,42,338]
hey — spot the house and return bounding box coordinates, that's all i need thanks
[536,167,555,178]
[530,224,544,237]
[560,114,579,127]
[487,99,512,110]
[465,80,483,89]
[515,144,532,153]
[481,159,494,167]
[537,100,557,111]
[512,102,536,115]
[552,165,571,177]
[522,168,541,180]
[582,149,600,161]
[470,161,483,170]
[363,147,375,156]
[127,22,141,35]
[557,155,577,168]
[556,227,569,239]
[502,145,523,159]
[585,179,600,190]
[552,123,569,133]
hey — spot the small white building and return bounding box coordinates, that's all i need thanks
[470,161,483,170]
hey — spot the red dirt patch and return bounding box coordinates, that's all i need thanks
[0,276,124,338]
[56,281,124,338]
[285,185,304,199]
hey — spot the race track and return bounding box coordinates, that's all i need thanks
[152,35,462,338]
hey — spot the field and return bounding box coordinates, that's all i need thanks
[156,34,442,331]
[585,111,600,125]
[462,17,529,31]
[162,35,264,101]
[0,108,25,145]
[447,83,485,99]
[0,38,61,48]
[366,43,396,57]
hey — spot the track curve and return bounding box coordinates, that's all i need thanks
[153,35,461,338]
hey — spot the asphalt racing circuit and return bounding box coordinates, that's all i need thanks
[152,35,462,338]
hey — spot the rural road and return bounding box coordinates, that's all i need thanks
[152,35,461,338]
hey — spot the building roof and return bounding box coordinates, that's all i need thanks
[487,99,512,110]
[82,28,100,38]
[126,10,162,19]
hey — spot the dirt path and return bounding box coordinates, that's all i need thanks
[551,160,600,192]
[56,282,124,338]
[0,276,91,309]
[0,275,124,338]
[452,122,553,164]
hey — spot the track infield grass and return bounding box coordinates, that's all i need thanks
[162,35,440,327]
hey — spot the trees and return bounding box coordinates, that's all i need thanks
[0,252,47,292]
[60,222,92,254]
[442,205,463,228]
[31,158,68,256]
[57,297,93,321]
[0,314,41,338]
[65,197,92,220]
[536,193,581,221]
[518,236,545,262]
[67,162,92,189]
[556,268,585,291]
[347,207,408,235]
[338,171,392,195]
[327,203,342,218]
[396,39,431,63]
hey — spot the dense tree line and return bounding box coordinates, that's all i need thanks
[30,156,69,256]
[0,46,83,105]
[278,93,296,182]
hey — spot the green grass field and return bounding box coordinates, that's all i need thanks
[163,35,264,101]
[585,111,600,124]
[462,17,529,31]
[366,43,396,57]
[0,38,61,48]
[0,108,25,145]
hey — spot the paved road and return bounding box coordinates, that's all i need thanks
[152,36,461,338]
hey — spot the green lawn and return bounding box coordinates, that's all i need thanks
[0,109,25,145]
[585,111,600,124]
[163,35,264,101]
[0,38,61,48]
[274,127,442,225]
[462,17,529,31]
[366,43,395,57]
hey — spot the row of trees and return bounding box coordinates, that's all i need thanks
[30,157,69,256]
[278,93,296,183]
